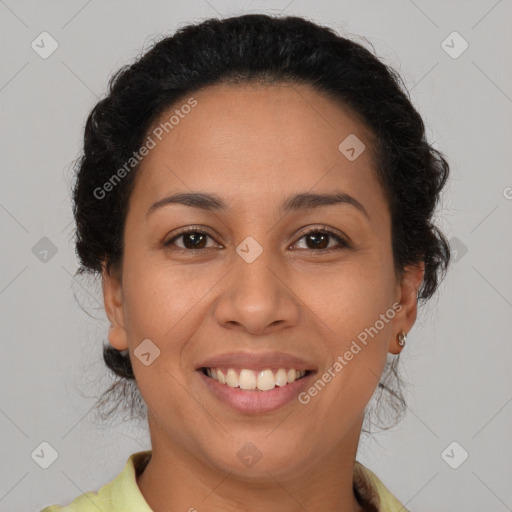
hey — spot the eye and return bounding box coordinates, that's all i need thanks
[163,226,350,253]
[164,227,221,251]
[292,227,350,251]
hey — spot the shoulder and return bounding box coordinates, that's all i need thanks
[354,461,410,512]
[39,451,153,512]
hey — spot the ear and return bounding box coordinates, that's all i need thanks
[101,261,128,351]
[388,261,425,355]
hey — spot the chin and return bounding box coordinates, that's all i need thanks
[203,438,315,482]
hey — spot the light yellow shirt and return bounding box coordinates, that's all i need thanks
[40,450,409,511]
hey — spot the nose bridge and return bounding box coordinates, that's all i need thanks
[214,236,300,333]
[233,238,281,307]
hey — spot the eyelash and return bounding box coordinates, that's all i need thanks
[163,226,350,253]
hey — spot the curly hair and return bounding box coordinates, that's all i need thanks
[73,14,451,430]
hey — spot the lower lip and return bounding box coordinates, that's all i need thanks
[197,370,315,415]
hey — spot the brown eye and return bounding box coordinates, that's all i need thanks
[164,226,349,253]
[164,229,219,251]
[293,228,350,251]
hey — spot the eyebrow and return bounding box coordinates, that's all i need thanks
[146,191,370,220]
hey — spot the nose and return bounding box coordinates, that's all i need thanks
[213,248,301,336]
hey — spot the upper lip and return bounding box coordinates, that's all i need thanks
[197,351,317,372]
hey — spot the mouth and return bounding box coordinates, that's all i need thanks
[199,366,312,392]
[197,366,317,414]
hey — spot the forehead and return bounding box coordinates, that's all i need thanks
[130,82,386,219]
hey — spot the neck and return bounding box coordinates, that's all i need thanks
[136,412,366,512]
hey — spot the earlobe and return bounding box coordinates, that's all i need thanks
[101,261,128,351]
[389,261,425,354]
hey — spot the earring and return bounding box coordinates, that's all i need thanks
[397,330,407,347]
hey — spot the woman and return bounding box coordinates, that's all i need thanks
[42,13,450,512]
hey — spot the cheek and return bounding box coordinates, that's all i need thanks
[120,260,209,420]
[296,254,395,397]
[296,252,396,338]
[121,257,212,339]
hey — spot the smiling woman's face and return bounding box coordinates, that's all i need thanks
[103,82,422,481]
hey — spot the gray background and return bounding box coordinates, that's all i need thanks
[1,1,511,511]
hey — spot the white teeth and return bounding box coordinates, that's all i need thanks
[274,368,288,386]
[256,369,276,391]
[226,368,238,388]
[205,367,307,391]
[239,369,257,390]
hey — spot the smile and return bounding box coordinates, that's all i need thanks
[198,367,315,414]
[201,367,309,391]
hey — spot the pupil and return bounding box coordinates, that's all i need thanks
[308,233,328,249]
[182,232,330,250]
[184,233,205,249]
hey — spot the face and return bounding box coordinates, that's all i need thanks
[103,82,423,480]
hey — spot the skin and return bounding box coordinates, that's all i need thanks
[102,82,424,512]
